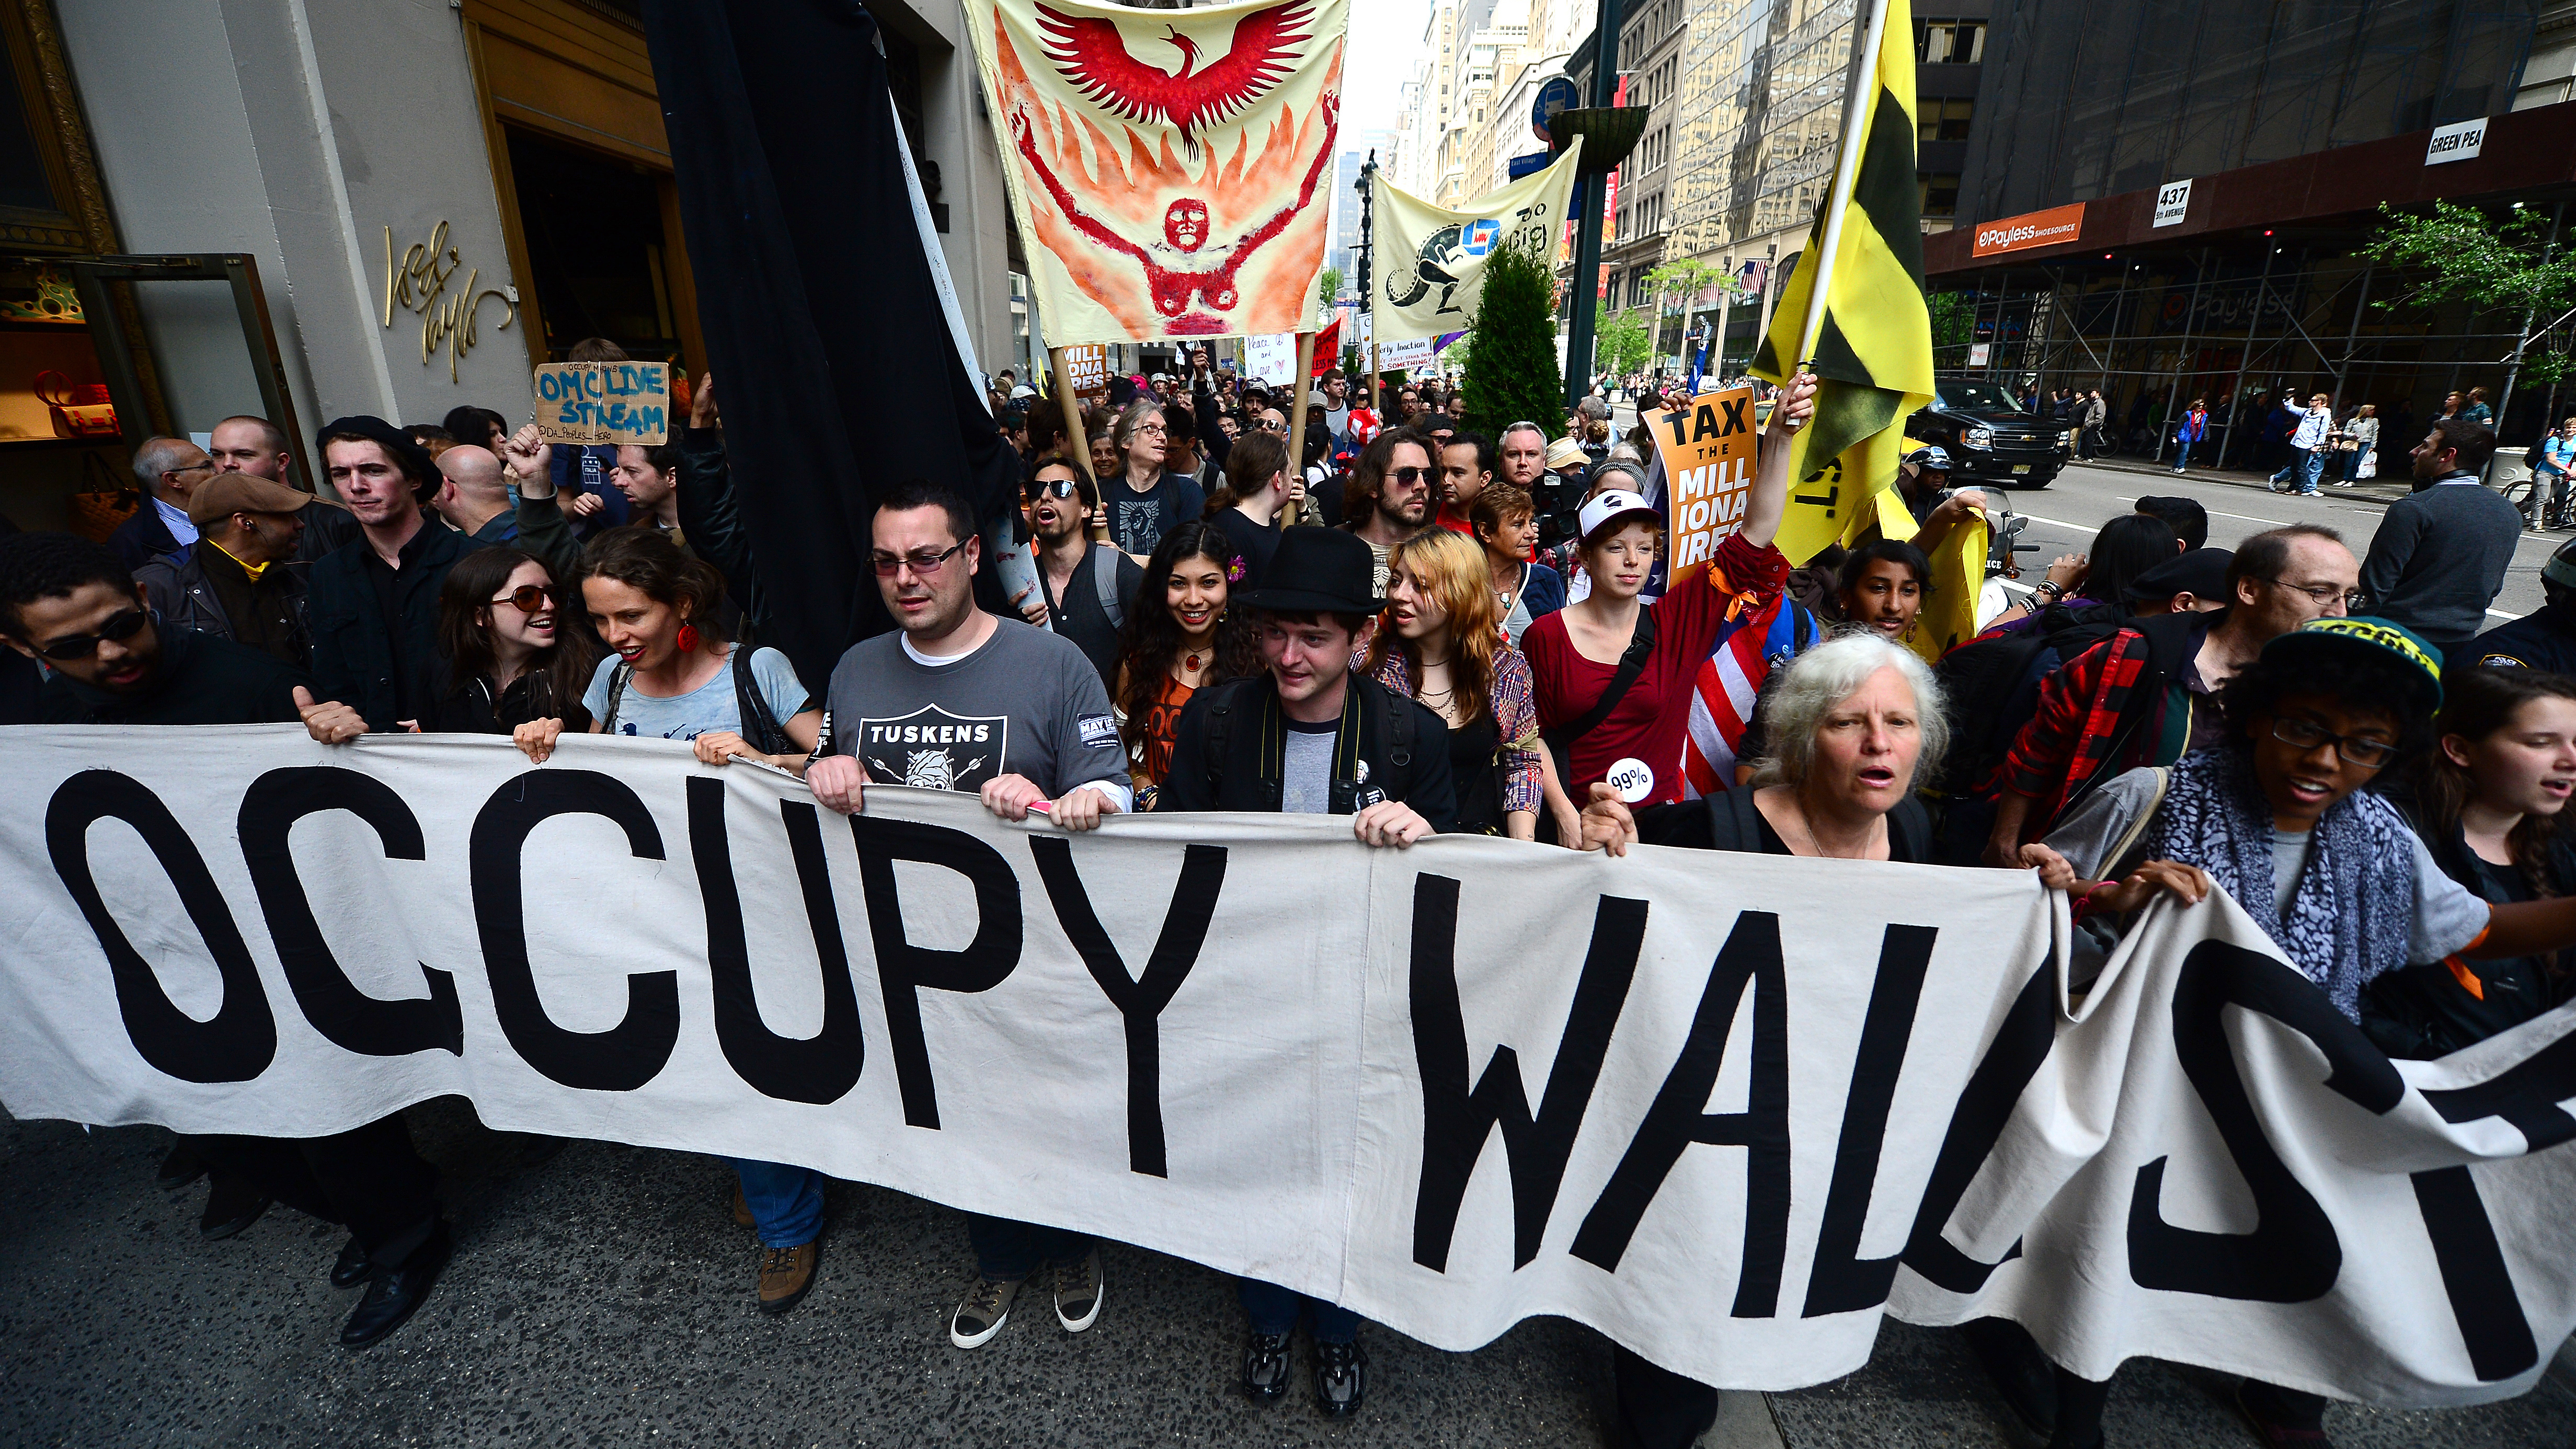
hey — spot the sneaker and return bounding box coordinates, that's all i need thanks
[1313,1339,1368,1416]
[1242,1330,1293,1400]
[756,1241,820,1316]
[951,1275,1020,1348]
[1051,1247,1104,1331]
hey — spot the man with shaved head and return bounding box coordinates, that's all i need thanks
[433,445,520,544]
[210,413,359,561]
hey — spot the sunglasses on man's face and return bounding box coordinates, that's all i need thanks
[35,606,148,660]
[491,584,557,614]
[1389,465,1430,486]
[1026,476,1082,500]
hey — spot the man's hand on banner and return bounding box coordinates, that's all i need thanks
[1013,581,1049,627]
[512,716,565,764]
[1575,781,1639,857]
[807,754,865,815]
[1044,785,1123,833]
[294,686,367,745]
[980,772,1049,823]
[1354,799,1434,849]
[2021,845,2213,918]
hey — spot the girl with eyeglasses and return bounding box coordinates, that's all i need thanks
[2008,621,2576,1448]
[427,547,597,733]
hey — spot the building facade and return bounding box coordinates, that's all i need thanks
[0,0,1012,532]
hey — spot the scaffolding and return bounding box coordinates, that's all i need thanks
[1933,233,2551,469]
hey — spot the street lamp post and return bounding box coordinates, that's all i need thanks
[1562,0,1627,410]
[1357,149,1380,411]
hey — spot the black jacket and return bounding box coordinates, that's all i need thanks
[1158,672,1457,829]
[676,427,774,643]
[308,522,487,730]
[1634,786,1931,860]
[107,498,187,575]
[2464,599,2576,675]
[2364,819,2576,1059]
[134,548,311,662]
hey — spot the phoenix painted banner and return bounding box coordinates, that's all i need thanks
[965,0,1347,343]
[6,727,2576,1402]
[1371,141,1583,341]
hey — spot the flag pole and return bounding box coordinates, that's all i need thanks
[1793,0,1891,367]
[1286,329,1318,499]
[1048,344,1106,543]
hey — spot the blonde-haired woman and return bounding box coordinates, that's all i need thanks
[1364,528,1550,838]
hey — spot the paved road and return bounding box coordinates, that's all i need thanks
[7,1100,2573,1446]
[1980,458,2556,623]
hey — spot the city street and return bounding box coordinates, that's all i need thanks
[7,1099,2572,1447]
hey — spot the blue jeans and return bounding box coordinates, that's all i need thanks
[2171,438,2194,470]
[968,1214,1094,1282]
[730,1158,824,1249]
[1238,1278,1360,1344]
[2275,449,2325,492]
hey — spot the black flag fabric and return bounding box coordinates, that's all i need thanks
[641,0,1018,689]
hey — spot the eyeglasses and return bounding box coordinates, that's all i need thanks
[870,540,968,576]
[2270,716,2399,769]
[1389,466,1429,485]
[490,584,556,614]
[1025,476,1081,500]
[2260,577,2369,613]
[1134,423,1169,439]
[35,607,148,660]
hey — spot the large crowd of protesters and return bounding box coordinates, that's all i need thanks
[7,334,2576,1449]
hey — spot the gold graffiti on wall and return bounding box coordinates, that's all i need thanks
[381,221,518,382]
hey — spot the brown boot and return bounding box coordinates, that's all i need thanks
[757,1241,820,1316]
[730,1184,754,1229]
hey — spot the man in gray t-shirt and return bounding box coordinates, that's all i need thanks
[801,481,1128,1355]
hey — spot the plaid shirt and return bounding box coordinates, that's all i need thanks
[1999,627,2155,830]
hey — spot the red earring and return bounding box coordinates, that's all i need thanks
[675,622,700,653]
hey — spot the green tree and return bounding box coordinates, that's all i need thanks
[1318,265,1345,312]
[2364,200,2576,393]
[1595,307,1653,378]
[1459,235,1565,438]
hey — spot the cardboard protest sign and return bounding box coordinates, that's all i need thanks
[1644,387,1760,570]
[964,0,1348,344]
[1060,342,1110,401]
[533,361,671,445]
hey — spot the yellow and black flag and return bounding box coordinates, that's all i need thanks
[1750,0,1935,565]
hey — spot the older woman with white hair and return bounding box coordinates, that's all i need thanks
[1580,629,1945,859]
[1572,628,1944,1448]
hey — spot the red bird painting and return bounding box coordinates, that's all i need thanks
[1037,2,1313,158]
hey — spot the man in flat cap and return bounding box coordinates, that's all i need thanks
[134,471,339,670]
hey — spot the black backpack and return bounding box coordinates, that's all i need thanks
[1933,600,2125,796]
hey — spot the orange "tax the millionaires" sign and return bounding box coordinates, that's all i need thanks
[1971,202,2086,258]
[1646,386,1759,570]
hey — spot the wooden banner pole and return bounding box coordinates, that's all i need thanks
[1049,344,1109,543]
[1286,330,1319,507]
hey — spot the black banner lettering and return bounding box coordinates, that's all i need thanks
[237,766,462,1057]
[44,768,276,1084]
[2127,940,2401,1302]
[469,769,680,1091]
[1898,963,2057,1292]
[2409,1165,2540,1381]
[1802,923,1937,1316]
[851,813,1022,1129]
[1572,909,1791,1317]
[1029,836,1226,1178]
[1411,876,1645,1272]
[688,779,866,1105]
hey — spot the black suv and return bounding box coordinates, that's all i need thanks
[1904,380,2073,488]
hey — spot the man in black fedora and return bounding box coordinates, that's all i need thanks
[1154,524,1455,1418]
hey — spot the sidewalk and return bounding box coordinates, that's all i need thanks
[2063,451,2416,507]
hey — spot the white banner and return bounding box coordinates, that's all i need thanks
[5,727,2575,1403]
[1371,141,1581,340]
[1377,334,1436,372]
[1242,332,1296,384]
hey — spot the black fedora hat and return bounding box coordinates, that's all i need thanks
[1234,526,1386,615]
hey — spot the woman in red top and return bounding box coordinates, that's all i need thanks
[1115,518,1258,807]
[1522,372,1814,819]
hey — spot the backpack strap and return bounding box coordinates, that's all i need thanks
[731,646,788,756]
[1092,546,1124,630]
[601,661,633,735]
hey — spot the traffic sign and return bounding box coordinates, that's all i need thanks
[1533,76,1579,145]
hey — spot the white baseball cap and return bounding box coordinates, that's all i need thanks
[1577,488,1659,542]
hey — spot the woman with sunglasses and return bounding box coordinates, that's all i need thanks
[510,525,828,1314]
[426,547,597,733]
[1115,518,1258,808]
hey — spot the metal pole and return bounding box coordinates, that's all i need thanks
[2492,201,2563,462]
[2217,244,2276,472]
[2156,249,2207,465]
[1792,0,1891,365]
[1561,0,1628,410]
[2330,256,2374,416]
[1357,150,1379,411]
